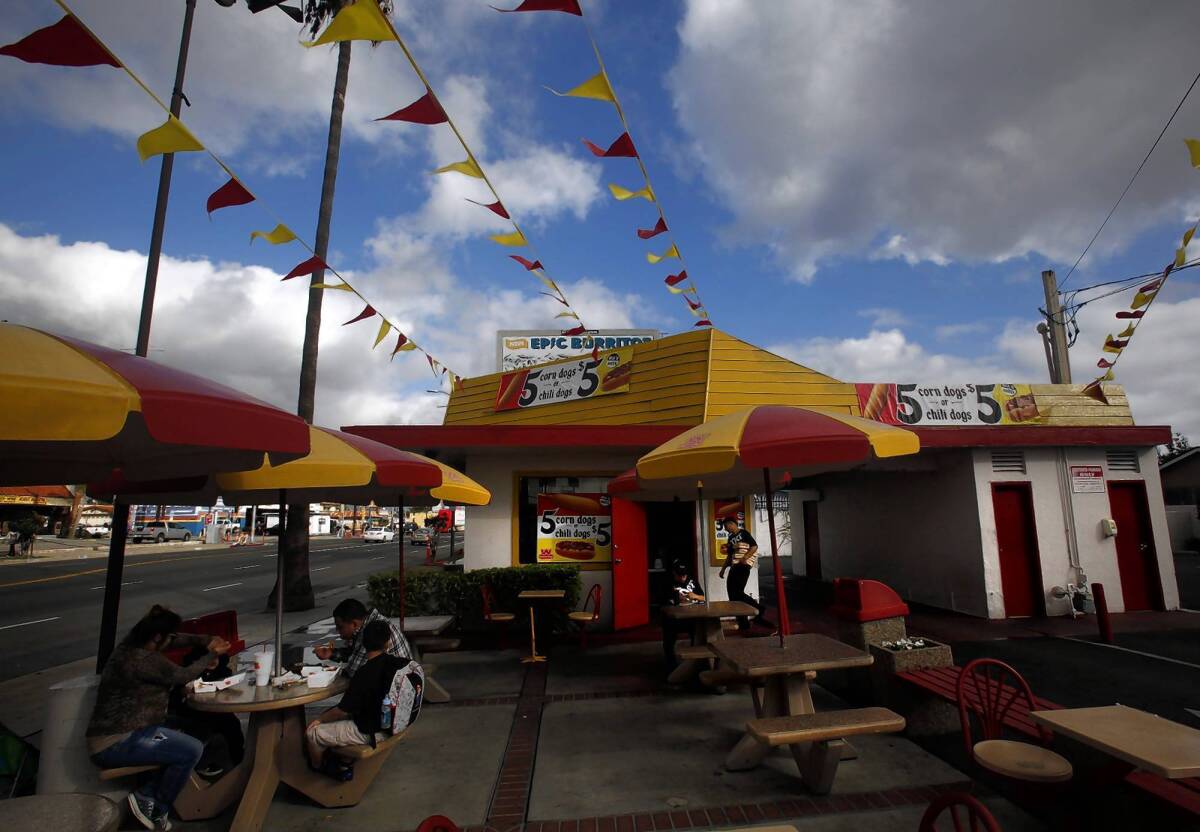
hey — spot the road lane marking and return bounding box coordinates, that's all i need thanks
[370,556,384,560]
[312,566,331,572]
[234,565,261,571]
[202,582,243,592]
[1057,636,1200,671]
[89,581,142,590]
[0,616,60,630]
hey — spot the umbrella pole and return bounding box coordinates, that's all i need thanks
[397,493,405,633]
[762,468,790,646]
[696,485,708,605]
[96,500,131,673]
[274,490,287,677]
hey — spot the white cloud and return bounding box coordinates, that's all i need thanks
[858,307,909,328]
[935,322,990,340]
[670,0,1200,281]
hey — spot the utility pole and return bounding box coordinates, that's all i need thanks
[1041,269,1072,384]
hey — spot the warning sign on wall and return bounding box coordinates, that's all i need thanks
[1070,466,1105,493]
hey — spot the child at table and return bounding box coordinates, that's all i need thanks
[660,560,704,671]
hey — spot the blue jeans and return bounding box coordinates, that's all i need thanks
[93,726,204,809]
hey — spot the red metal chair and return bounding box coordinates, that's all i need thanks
[481,584,514,648]
[569,583,603,650]
[956,658,1072,785]
[416,816,459,832]
[919,792,1002,832]
[164,610,245,664]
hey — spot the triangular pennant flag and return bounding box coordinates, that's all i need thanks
[250,224,297,245]
[591,346,600,361]
[555,311,579,319]
[608,182,655,202]
[647,243,680,264]
[1131,290,1157,309]
[453,374,465,391]
[342,304,376,326]
[1176,247,1188,268]
[433,158,484,178]
[136,116,204,162]
[562,325,587,336]
[510,255,543,271]
[693,319,713,328]
[1097,358,1116,369]
[490,229,527,247]
[547,72,616,103]
[1184,226,1196,248]
[391,332,417,359]
[1103,335,1128,353]
[638,217,668,240]
[492,0,581,14]
[1141,279,1163,293]
[1187,138,1200,169]
[583,132,638,158]
[206,177,255,215]
[684,295,702,310]
[664,270,687,286]
[303,0,396,47]
[1102,369,1115,381]
[282,255,328,280]
[0,15,119,67]
[666,283,696,295]
[1117,323,1136,338]
[373,319,392,348]
[1115,310,1145,320]
[1082,380,1110,403]
[312,282,356,291]
[376,91,447,124]
[466,198,510,219]
[427,354,439,374]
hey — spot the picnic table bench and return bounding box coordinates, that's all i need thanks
[896,665,1200,816]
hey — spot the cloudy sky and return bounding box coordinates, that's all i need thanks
[2,0,1199,436]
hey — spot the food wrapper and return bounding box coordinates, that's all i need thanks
[305,667,340,689]
[191,672,246,694]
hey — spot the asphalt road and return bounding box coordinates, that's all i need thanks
[0,534,460,682]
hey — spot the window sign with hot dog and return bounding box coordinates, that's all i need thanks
[536,493,613,563]
[495,347,634,412]
[855,383,1043,426]
[709,499,751,566]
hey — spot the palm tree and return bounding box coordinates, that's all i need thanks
[271,0,392,612]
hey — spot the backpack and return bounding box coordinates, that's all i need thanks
[382,660,425,735]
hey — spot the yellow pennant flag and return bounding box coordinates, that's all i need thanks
[136,116,203,162]
[303,0,395,47]
[1102,369,1115,381]
[555,311,579,319]
[647,243,680,264]
[1131,290,1156,309]
[373,319,392,348]
[534,272,560,292]
[1187,138,1200,169]
[608,182,655,202]
[250,224,297,245]
[433,158,484,178]
[1184,226,1197,248]
[546,71,615,103]
[688,305,707,318]
[490,229,527,247]
[312,282,355,292]
[1176,247,1188,268]
[395,341,417,351]
[666,283,696,295]
[1117,323,1136,338]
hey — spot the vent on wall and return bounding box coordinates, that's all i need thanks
[1106,449,1140,472]
[991,450,1026,474]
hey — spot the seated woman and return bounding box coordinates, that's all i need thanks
[87,605,230,831]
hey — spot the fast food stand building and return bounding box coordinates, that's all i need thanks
[348,328,1177,626]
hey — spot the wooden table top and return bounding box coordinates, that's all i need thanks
[402,615,453,635]
[711,633,873,677]
[660,600,759,620]
[518,589,566,599]
[188,676,348,714]
[1032,704,1200,779]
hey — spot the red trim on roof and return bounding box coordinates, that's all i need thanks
[913,425,1171,448]
[344,424,689,450]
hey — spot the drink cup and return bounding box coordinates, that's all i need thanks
[254,651,273,687]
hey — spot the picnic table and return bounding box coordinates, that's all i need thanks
[518,589,566,663]
[189,677,349,832]
[1032,705,1200,780]
[402,615,454,703]
[0,794,119,832]
[662,600,758,684]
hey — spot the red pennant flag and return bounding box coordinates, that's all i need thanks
[693,319,713,328]
[638,217,668,240]
[582,132,638,158]
[1097,358,1116,369]
[342,304,376,326]
[281,255,328,281]
[562,325,587,336]
[592,346,600,361]
[376,91,447,125]
[492,0,581,14]
[206,177,255,216]
[466,198,510,219]
[391,333,410,357]
[1115,310,1145,320]
[664,270,688,287]
[510,255,544,271]
[1082,381,1109,404]
[427,354,438,373]
[1141,279,1163,293]
[0,15,119,68]
[685,296,702,310]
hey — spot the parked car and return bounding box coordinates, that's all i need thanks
[76,523,110,539]
[409,526,433,545]
[363,527,396,543]
[130,520,192,544]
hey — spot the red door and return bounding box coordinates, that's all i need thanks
[991,484,1043,617]
[1108,481,1162,611]
[610,497,648,629]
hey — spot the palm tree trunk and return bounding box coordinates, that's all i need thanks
[272,39,352,612]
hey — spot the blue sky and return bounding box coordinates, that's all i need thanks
[3,0,1200,434]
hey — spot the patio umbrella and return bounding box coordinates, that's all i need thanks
[610,406,920,645]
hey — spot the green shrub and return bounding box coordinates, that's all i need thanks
[368,565,582,632]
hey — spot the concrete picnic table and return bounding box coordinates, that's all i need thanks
[662,600,759,684]
[1032,704,1200,780]
[0,793,119,832]
[401,614,454,703]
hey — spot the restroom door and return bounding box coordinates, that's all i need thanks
[1108,481,1163,611]
[991,483,1044,617]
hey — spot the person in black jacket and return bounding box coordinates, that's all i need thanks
[660,560,704,669]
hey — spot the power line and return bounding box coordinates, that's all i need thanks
[1059,67,1200,291]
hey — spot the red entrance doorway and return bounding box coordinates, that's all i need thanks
[1108,481,1162,611]
[611,498,648,630]
[991,483,1044,617]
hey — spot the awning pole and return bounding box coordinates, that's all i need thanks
[763,468,790,646]
[274,491,287,677]
[397,493,406,631]
[96,500,131,673]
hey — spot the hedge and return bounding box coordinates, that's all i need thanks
[367,565,582,632]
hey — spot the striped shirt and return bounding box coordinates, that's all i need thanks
[343,609,412,678]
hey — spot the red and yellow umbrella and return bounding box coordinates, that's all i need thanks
[610,406,919,642]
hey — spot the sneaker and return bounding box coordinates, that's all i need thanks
[196,762,225,778]
[127,792,157,831]
[153,810,173,832]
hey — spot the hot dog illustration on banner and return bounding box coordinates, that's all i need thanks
[536,492,612,563]
[495,347,634,412]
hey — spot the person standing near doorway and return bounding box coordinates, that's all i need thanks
[718,516,768,631]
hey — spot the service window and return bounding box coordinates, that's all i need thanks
[515,475,612,566]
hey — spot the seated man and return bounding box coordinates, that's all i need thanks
[314,598,411,677]
[661,560,704,669]
[305,620,407,770]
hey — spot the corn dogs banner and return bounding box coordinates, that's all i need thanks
[495,347,634,411]
[536,493,612,564]
[856,383,1042,426]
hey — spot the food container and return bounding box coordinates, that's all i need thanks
[305,668,339,689]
